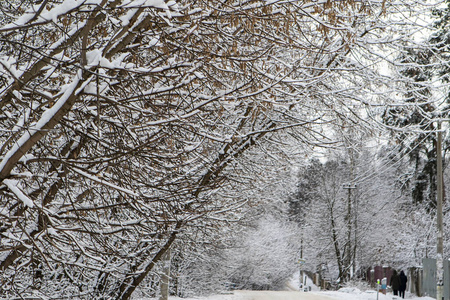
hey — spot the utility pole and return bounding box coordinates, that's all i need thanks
[299,240,305,290]
[343,183,357,280]
[159,249,171,300]
[436,121,444,300]
[352,186,358,278]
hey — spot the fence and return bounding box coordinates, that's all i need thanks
[315,259,450,297]
[366,265,422,296]
[422,258,450,299]
[407,266,422,296]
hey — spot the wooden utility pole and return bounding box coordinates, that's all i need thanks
[436,121,444,300]
[343,183,357,280]
[159,249,171,300]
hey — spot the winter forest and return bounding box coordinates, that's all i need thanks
[1,0,450,299]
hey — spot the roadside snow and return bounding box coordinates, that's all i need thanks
[320,289,435,300]
[134,273,435,300]
[134,290,435,300]
[3,179,34,208]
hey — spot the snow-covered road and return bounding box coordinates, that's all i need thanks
[223,290,338,300]
[171,289,436,300]
[143,289,436,300]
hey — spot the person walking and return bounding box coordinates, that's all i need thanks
[390,269,401,296]
[399,270,408,299]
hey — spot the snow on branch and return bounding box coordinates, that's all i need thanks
[0,70,86,179]
[3,179,34,208]
[0,0,102,32]
[71,167,141,198]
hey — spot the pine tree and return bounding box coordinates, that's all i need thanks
[382,41,437,209]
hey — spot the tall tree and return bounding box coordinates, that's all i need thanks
[382,46,437,208]
[291,138,405,285]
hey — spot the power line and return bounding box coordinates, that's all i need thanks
[350,131,434,186]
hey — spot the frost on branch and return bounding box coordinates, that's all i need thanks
[0,0,433,298]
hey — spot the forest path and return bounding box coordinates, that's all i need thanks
[231,290,339,300]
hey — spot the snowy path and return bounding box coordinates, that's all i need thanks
[146,289,435,300]
[227,290,339,300]
[176,290,436,300]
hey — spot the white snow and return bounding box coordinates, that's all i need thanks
[320,289,434,300]
[133,289,434,300]
[46,227,58,236]
[0,69,85,175]
[0,57,21,79]
[1,0,102,30]
[3,179,34,208]
[71,167,141,197]
[133,273,434,300]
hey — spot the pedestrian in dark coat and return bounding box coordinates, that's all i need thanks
[399,270,407,299]
[390,269,401,296]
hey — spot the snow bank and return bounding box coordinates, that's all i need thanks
[134,290,435,300]
[134,274,434,300]
[321,289,435,300]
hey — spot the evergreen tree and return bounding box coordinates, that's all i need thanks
[382,41,437,208]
